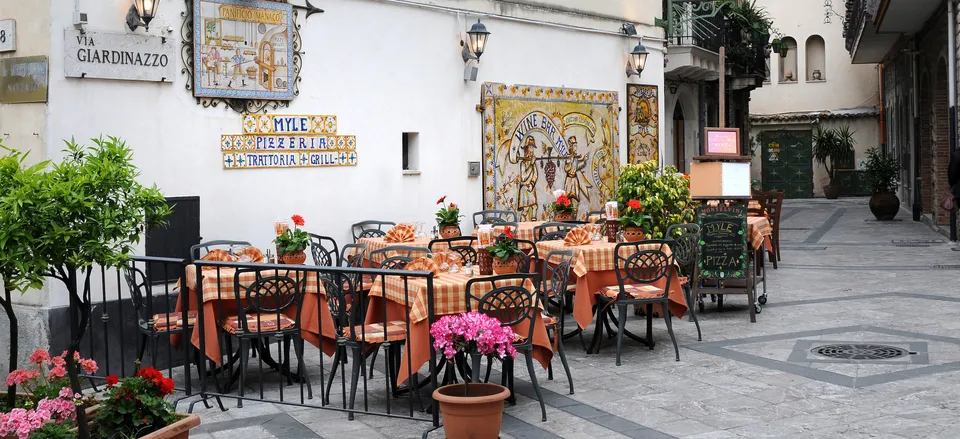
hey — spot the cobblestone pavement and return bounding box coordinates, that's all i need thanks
[182,198,960,438]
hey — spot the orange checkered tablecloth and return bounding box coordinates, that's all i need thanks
[177,266,331,364]
[747,216,773,251]
[473,221,543,242]
[357,237,433,263]
[365,271,552,383]
[367,271,537,324]
[536,240,669,278]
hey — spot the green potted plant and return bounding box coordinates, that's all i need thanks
[436,196,463,238]
[551,190,575,222]
[812,125,855,199]
[90,367,199,439]
[485,227,524,274]
[273,214,309,264]
[616,161,696,239]
[430,312,515,439]
[0,137,171,439]
[620,200,652,242]
[864,147,901,220]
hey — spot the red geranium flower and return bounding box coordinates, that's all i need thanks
[627,200,642,210]
[291,214,305,227]
[504,226,515,239]
[556,195,571,206]
[105,375,119,387]
[437,196,447,205]
[158,377,175,396]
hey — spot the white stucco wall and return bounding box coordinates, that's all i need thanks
[750,0,880,114]
[32,0,664,306]
[662,83,700,173]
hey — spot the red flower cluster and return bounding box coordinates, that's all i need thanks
[627,199,642,210]
[503,226,515,240]
[291,214,305,227]
[105,375,119,387]
[136,367,175,396]
[556,195,571,207]
[437,195,447,205]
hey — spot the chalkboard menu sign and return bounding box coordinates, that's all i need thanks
[696,205,748,279]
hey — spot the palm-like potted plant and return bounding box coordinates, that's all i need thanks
[430,312,516,439]
[812,125,855,199]
[864,147,901,220]
[273,214,309,264]
[436,196,463,238]
[485,227,524,274]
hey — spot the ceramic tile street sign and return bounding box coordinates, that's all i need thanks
[222,114,358,169]
[0,56,48,103]
[63,29,176,83]
[0,20,17,52]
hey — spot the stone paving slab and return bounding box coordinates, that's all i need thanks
[176,199,960,438]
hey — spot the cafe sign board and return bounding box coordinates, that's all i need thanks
[0,20,16,52]
[222,114,358,169]
[0,56,48,103]
[63,29,176,83]
[696,205,748,280]
[704,127,741,156]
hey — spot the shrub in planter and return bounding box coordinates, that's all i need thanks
[616,161,695,239]
[864,147,901,220]
[812,125,855,199]
[94,368,178,438]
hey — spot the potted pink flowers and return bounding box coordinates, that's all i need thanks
[430,312,516,439]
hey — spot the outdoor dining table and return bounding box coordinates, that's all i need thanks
[473,221,543,241]
[365,271,554,384]
[535,240,688,332]
[175,265,337,364]
[357,236,434,264]
[746,216,774,252]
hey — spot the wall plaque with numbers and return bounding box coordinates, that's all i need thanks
[0,20,16,52]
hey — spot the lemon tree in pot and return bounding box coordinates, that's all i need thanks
[864,147,901,220]
[430,312,516,439]
[812,125,855,199]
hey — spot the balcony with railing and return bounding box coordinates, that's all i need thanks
[663,0,723,81]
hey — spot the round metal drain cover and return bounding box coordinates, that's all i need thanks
[811,344,909,360]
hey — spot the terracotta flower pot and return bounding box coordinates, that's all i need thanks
[554,212,574,222]
[477,251,493,276]
[622,226,646,242]
[440,224,461,239]
[491,256,518,274]
[823,185,840,199]
[869,191,900,221]
[281,250,307,264]
[433,383,510,439]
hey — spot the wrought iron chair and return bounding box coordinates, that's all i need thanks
[665,224,702,341]
[369,245,431,268]
[308,234,340,267]
[351,220,396,242]
[595,241,678,365]
[538,250,575,395]
[190,240,253,261]
[322,264,410,419]
[513,239,539,276]
[472,210,519,228]
[465,273,547,421]
[586,210,606,223]
[759,190,784,265]
[534,222,578,242]
[428,236,478,265]
[123,266,199,371]
[224,268,312,407]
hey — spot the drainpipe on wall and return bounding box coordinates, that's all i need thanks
[913,40,922,222]
[949,0,958,240]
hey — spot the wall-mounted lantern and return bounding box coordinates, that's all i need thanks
[466,19,491,61]
[626,39,649,78]
[127,0,161,32]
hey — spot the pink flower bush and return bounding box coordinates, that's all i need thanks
[37,391,77,422]
[29,349,49,365]
[430,312,517,362]
[0,407,50,439]
[78,358,98,374]
[4,349,97,404]
[47,366,66,380]
[5,369,39,387]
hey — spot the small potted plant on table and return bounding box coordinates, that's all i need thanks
[551,190,575,222]
[620,199,652,242]
[431,312,516,439]
[436,196,463,239]
[864,147,901,220]
[274,214,309,264]
[485,227,524,274]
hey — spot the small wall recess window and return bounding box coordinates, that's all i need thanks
[402,132,420,174]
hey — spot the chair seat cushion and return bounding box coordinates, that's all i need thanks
[541,315,557,326]
[222,314,295,334]
[152,311,197,331]
[676,276,689,286]
[598,284,665,300]
[348,321,408,343]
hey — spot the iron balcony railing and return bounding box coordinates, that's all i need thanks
[665,0,726,53]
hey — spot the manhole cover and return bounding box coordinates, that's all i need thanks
[934,265,960,270]
[811,344,909,360]
[895,244,930,248]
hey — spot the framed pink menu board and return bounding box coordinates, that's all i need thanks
[704,128,741,156]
